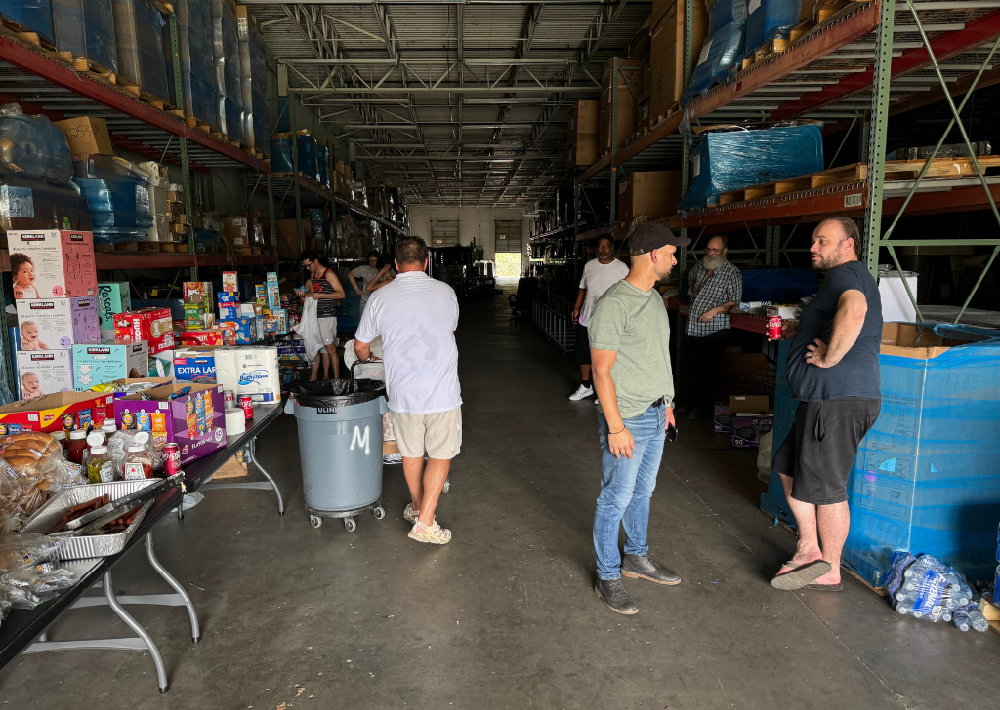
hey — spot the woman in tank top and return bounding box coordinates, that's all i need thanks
[301,251,346,380]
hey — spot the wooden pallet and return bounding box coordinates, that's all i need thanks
[69,57,116,85]
[650,102,681,130]
[978,593,1000,636]
[716,156,1000,207]
[0,15,56,52]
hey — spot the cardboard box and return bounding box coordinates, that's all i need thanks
[16,297,100,350]
[567,140,599,171]
[713,401,732,433]
[254,284,266,304]
[730,413,774,448]
[617,171,683,220]
[106,376,174,396]
[240,302,263,317]
[7,230,99,299]
[115,383,227,465]
[276,219,311,257]
[0,391,114,433]
[219,305,238,320]
[0,177,93,233]
[714,394,771,433]
[223,270,238,292]
[568,100,599,142]
[218,320,239,346]
[599,58,645,154]
[53,116,114,157]
[218,293,238,305]
[272,308,288,334]
[113,308,175,355]
[222,217,248,246]
[98,281,130,338]
[879,322,976,360]
[181,330,225,346]
[222,317,256,344]
[72,341,149,389]
[649,0,708,119]
[183,282,213,301]
[16,350,74,400]
[173,348,218,382]
[213,453,249,479]
[714,350,770,401]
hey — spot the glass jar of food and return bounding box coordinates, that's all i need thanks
[67,430,88,465]
[123,445,154,480]
[87,446,114,484]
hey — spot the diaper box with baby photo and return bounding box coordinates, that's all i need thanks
[16,297,101,350]
[15,350,74,400]
[72,341,148,390]
[7,230,98,299]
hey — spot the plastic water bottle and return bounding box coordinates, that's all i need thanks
[969,607,989,633]
[895,600,913,615]
[953,609,971,631]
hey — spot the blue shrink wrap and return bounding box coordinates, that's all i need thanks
[211,0,244,142]
[316,143,329,188]
[0,0,55,45]
[298,135,318,183]
[707,0,748,34]
[168,0,217,129]
[0,104,73,183]
[739,268,818,303]
[111,0,171,100]
[763,324,1000,589]
[73,156,152,242]
[745,0,801,55]
[237,6,270,153]
[679,122,823,210]
[52,0,118,73]
[270,135,293,173]
[683,21,745,102]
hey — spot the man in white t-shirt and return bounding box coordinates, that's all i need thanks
[355,236,462,546]
[348,251,381,310]
[569,234,629,402]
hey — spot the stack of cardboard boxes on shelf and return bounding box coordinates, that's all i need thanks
[178,272,287,348]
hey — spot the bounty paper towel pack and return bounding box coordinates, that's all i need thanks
[232,346,280,402]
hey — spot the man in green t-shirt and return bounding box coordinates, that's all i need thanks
[588,222,689,615]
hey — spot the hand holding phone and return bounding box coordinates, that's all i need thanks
[667,422,678,443]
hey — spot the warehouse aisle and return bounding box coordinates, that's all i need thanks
[3,287,1000,709]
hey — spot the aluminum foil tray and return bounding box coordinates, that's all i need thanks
[22,480,160,560]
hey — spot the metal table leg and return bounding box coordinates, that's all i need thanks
[199,436,285,515]
[24,569,171,693]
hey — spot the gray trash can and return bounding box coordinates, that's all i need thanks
[284,380,389,532]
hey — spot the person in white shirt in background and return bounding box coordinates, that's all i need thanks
[354,236,462,545]
[347,251,381,309]
[569,234,630,403]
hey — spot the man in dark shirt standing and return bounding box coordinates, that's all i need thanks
[770,217,882,592]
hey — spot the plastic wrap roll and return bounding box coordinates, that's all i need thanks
[236,6,268,151]
[270,135,293,172]
[0,0,55,45]
[225,408,246,435]
[211,0,244,142]
[52,0,117,71]
[171,0,217,128]
[73,176,153,243]
[0,104,73,183]
[111,0,171,100]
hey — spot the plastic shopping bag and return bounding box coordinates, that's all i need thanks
[292,297,325,362]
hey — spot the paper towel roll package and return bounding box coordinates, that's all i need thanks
[232,346,280,402]
[211,347,239,393]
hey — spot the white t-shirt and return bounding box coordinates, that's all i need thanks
[351,264,379,305]
[355,271,462,414]
[578,258,630,327]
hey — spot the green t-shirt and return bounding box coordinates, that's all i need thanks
[588,279,674,419]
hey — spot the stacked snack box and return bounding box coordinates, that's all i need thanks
[261,272,286,336]
[181,280,223,345]
[8,229,101,400]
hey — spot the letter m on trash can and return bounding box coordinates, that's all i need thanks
[351,425,370,455]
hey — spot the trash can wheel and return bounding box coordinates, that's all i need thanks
[310,515,322,529]
[373,506,385,520]
[344,517,357,532]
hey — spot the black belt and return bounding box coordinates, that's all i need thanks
[651,397,665,408]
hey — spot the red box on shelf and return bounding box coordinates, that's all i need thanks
[180,330,224,346]
[113,307,175,354]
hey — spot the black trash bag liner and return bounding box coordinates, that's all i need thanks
[290,378,385,408]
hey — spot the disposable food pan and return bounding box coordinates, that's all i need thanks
[22,480,161,560]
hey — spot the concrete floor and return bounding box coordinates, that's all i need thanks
[2,283,999,709]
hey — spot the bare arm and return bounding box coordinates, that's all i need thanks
[571,288,586,324]
[591,348,634,459]
[366,266,393,293]
[806,289,867,368]
[347,270,363,296]
[354,339,371,362]
[699,300,737,323]
[315,270,346,301]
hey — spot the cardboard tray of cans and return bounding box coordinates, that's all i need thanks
[22,479,159,560]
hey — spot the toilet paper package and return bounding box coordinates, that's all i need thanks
[230,346,279,402]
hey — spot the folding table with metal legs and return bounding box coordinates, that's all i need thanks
[192,435,285,516]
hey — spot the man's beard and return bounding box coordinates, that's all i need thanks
[654,262,674,280]
[812,255,841,272]
[703,254,726,270]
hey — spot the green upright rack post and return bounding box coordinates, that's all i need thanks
[168,12,197,280]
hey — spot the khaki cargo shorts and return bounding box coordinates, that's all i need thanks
[391,407,462,460]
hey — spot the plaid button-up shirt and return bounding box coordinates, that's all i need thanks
[687,259,742,337]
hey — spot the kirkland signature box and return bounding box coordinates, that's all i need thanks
[7,229,98,299]
[16,297,100,350]
[15,350,74,399]
[72,341,149,390]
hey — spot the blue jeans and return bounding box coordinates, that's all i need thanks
[594,405,666,580]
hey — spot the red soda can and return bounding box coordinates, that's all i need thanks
[162,443,181,476]
[238,395,254,419]
[767,315,783,340]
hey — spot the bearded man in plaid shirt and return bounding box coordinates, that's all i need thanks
[676,235,742,421]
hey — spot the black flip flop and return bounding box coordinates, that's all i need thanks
[804,582,843,591]
[770,560,832,590]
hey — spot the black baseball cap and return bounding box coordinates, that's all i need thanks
[628,222,691,255]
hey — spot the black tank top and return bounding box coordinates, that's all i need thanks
[313,268,339,318]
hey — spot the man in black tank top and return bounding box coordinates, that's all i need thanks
[301,251,346,380]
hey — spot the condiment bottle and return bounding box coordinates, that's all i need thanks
[67,430,88,465]
[123,445,154,480]
[51,430,67,453]
[87,446,113,484]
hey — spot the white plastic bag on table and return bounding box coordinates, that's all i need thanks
[343,337,385,380]
[292,297,325,362]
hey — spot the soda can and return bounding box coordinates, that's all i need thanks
[767,315,783,341]
[162,443,181,476]
[224,390,235,407]
[238,395,254,420]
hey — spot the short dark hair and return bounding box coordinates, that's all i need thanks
[596,234,614,248]
[367,250,380,260]
[395,236,428,266]
[10,253,32,273]
[820,216,863,259]
[707,235,728,250]
[299,250,318,264]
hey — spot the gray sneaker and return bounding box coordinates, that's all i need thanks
[621,554,681,586]
[594,578,638,615]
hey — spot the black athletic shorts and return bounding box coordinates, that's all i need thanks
[772,397,881,505]
[574,324,592,366]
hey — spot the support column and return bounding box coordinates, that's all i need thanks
[266,173,276,248]
[861,0,896,277]
[291,98,303,281]
[573,182,581,283]
[608,58,618,227]
[169,13,197,280]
